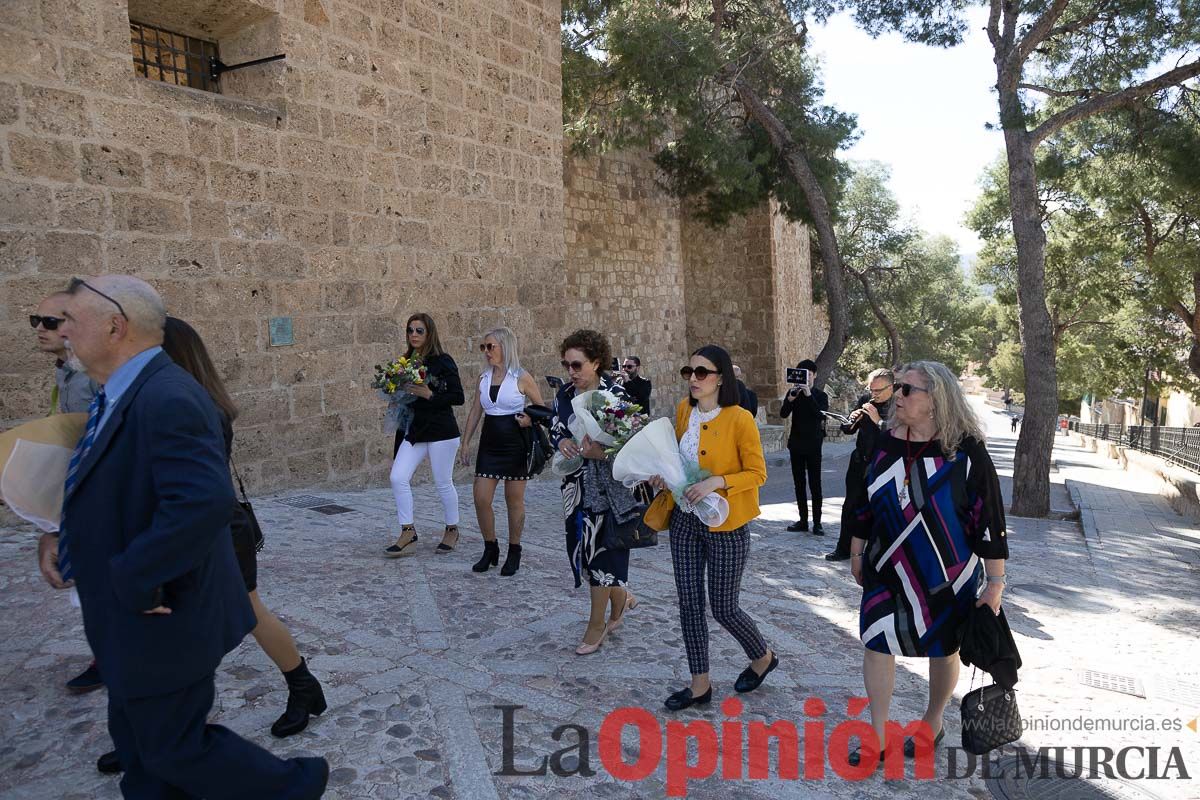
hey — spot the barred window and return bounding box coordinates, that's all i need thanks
[129,21,219,93]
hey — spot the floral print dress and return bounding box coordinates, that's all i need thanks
[551,374,634,589]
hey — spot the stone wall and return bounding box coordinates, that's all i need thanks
[0,0,565,493]
[680,203,823,421]
[562,148,687,417]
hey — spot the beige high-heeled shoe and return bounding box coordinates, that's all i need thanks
[605,592,639,633]
[575,625,609,655]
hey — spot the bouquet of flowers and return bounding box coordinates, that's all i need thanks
[612,418,730,527]
[372,356,430,434]
[551,389,648,476]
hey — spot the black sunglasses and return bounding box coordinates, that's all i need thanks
[69,277,128,320]
[30,314,64,331]
[680,366,720,380]
[561,360,586,373]
[893,382,930,397]
[622,364,636,370]
[407,326,426,334]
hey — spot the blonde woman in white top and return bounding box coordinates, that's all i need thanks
[457,327,544,575]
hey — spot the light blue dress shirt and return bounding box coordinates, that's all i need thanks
[96,346,163,433]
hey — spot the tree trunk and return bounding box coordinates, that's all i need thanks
[1002,109,1057,518]
[729,79,850,388]
[852,269,901,366]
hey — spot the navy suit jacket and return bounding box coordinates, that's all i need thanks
[63,351,255,701]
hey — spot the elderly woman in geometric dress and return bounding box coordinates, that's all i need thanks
[848,361,1010,763]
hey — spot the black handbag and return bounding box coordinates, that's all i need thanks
[230,456,265,553]
[522,404,555,477]
[599,509,658,550]
[960,669,1022,755]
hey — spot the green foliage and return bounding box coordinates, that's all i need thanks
[838,163,993,378]
[561,0,857,227]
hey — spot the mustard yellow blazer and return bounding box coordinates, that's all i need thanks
[643,398,768,532]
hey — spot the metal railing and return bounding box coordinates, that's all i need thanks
[1069,421,1200,474]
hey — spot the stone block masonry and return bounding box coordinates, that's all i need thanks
[0,0,568,493]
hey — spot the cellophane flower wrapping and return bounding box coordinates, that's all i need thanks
[372,356,431,434]
[611,418,729,526]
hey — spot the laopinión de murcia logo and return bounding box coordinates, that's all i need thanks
[495,700,1194,796]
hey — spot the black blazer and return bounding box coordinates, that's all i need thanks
[624,375,652,416]
[780,386,828,452]
[62,352,255,701]
[736,380,758,418]
[405,352,465,444]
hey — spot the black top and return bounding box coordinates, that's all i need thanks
[840,392,893,463]
[624,375,652,415]
[780,386,828,452]
[736,380,758,418]
[406,352,465,444]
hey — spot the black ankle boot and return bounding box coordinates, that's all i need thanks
[499,543,522,576]
[271,658,327,738]
[472,540,500,573]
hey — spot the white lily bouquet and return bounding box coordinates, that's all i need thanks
[612,418,730,527]
[551,389,648,477]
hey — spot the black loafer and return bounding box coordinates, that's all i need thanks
[811,523,825,536]
[824,551,850,561]
[734,652,779,693]
[786,521,808,532]
[96,750,122,774]
[847,747,885,767]
[664,686,712,711]
[903,727,944,757]
[66,662,104,693]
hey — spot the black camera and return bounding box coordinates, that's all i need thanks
[611,358,620,372]
[786,367,810,385]
[545,375,564,390]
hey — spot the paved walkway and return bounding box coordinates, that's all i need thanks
[1,399,1198,799]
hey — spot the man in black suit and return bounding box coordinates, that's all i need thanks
[780,359,828,535]
[733,364,758,418]
[826,368,893,560]
[619,356,652,415]
[39,275,328,798]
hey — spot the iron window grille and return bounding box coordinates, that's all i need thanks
[129,21,219,93]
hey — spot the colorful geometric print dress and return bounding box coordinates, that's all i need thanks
[854,432,1009,657]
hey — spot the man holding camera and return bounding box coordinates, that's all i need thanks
[826,368,893,561]
[780,359,828,535]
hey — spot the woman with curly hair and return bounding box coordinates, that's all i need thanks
[550,329,641,655]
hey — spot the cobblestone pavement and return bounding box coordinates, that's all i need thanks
[2,398,1198,799]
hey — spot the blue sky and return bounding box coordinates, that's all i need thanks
[811,8,1002,263]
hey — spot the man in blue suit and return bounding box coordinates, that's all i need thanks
[37,275,328,799]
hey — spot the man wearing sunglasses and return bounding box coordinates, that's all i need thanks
[619,356,652,415]
[32,292,98,416]
[31,293,105,698]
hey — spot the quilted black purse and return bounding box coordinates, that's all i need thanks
[960,669,1022,755]
[599,512,658,550]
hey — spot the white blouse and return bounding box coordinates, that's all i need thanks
[680,405,722,463]
[479,370,525,416]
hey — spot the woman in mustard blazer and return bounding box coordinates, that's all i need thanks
[645,345,778,711]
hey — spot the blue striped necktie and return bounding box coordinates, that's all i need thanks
[59,387,106,582]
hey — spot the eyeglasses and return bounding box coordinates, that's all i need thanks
[479,342,497,352]
[622,364,636,371]
[407,326,425,335]
[893,382,930,397]
[561,360,586,373]
[69,278,127,320]
[30,315,64,331]
[680,366,720,380]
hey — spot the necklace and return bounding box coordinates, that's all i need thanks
[899,427,937,507]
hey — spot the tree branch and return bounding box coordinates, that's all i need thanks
[986,0,1002,47]
[1171,298,1195,330]
[1018,83,1092,98]
[1032,60,1200,145]
[1014,0,1071,65]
